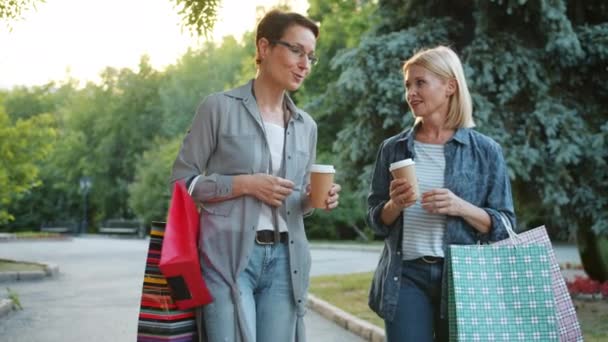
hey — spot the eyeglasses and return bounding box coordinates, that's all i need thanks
[272,40,318,66]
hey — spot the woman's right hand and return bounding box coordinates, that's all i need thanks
[389,178,417,209]
[248,174,294,207]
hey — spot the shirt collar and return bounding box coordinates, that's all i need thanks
[396,121,470,145]
[225,79,303,121]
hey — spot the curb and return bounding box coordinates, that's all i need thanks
[307,294,385,342]
[0,261,60,283]
[310,243,383,253]
[0,298,14,318]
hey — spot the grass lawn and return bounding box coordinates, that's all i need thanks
[309,272,608,341]
[0,259,46,272]
[5,231,65,239]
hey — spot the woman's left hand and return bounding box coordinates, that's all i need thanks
[421,188,465,216]
[325,183,342,210]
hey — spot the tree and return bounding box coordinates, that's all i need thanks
[285,0,379,239]
[158,36,252,137]
[1,80,84,230]
[80,56,164,221]
[1,0,220,35]
[170,0,220,37]
[0,107,56,224]
[3,85,56,121]
[128,138,182,225]
[316,0,607,239]
[0,0,44,29]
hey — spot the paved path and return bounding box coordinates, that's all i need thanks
[0,237,370,342]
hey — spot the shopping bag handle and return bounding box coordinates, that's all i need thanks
[498,212,523,244]
[187,175,201,196]
[186,175,202,214]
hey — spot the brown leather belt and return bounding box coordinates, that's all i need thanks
[255,230,288,245]
[415,256,444,264]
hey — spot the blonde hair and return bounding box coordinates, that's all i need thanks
[402,46,474,129]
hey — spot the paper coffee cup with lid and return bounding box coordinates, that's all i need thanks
[389,158,419,199]
[310,164,335,208]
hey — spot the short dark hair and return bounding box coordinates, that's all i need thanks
[255,9,319,65]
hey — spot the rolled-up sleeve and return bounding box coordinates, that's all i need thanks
[367,140,400,238]
[170,94,234,202]
[479,144,516,243]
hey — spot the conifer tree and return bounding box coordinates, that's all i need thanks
[319,0,607,239]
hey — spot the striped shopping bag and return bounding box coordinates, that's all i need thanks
[447,243,560,341]
[137,222,198,342]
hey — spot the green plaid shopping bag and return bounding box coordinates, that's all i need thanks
[447,244,559,341]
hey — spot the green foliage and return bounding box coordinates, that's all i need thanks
[129,138,182,225]
[577,225,608,282]
[5,0,603,242]
[0,0,44,30]
[159,37,252,137]
[317,0,608,237]
[0,107,56,224]
[299,0,379,102]
[170,0,220,37]
[1,81,82,230]
[292,0,379,239]
[6,287,22,310]
[1,34,257,231]
[4,85,56,121]
[324,17,458,191]
[305,185,370,240]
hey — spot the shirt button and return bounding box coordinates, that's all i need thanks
[394,276,398,281]
[290,240,294,244]
[288,155,292,160]
[293,270,298,274]
[287,211,291,215]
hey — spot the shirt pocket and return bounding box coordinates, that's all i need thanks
[214,133,256,174]
[293,149,310,190]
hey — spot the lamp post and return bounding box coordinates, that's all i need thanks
[79,176,92,235]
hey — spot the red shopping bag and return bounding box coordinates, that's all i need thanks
[159,181,213,309]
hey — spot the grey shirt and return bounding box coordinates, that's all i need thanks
[171,80,317,342]
[367,124,516,321]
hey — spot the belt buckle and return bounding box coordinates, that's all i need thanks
[255,233,274,245]
[421,256,439,264]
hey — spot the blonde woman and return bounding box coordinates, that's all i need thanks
[366,46,515,341]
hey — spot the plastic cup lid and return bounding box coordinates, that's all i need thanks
[389,158,415,172]
[311,164,336,173]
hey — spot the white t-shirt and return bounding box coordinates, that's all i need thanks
[257,121,288,232]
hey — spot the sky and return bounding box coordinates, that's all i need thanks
[0,0,309,89]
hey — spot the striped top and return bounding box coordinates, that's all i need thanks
[402,141,447,260]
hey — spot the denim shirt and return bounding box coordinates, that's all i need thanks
[366,124,516,321]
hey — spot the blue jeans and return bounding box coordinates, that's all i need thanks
[385,259,448,342]
[202,242,296,342]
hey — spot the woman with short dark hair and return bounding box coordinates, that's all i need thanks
[171,9,340,342]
